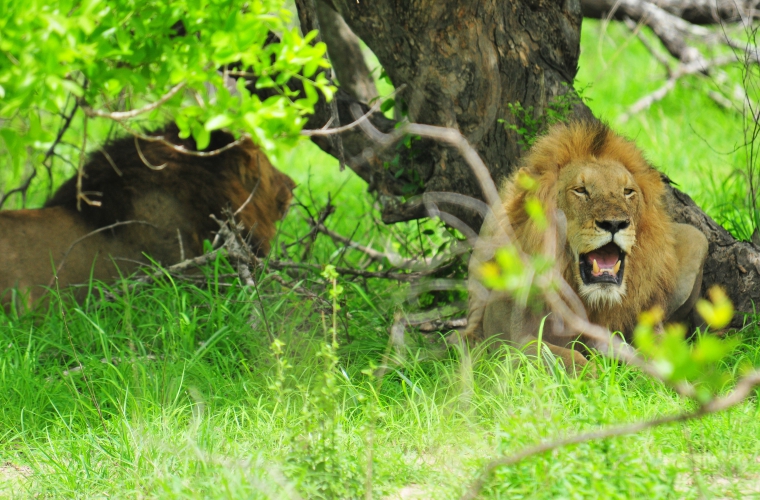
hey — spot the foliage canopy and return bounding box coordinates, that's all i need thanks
[0,0,331,198]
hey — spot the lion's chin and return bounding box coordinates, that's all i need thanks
[578,282,626,310]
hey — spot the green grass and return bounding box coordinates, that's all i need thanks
[2,18,760,500]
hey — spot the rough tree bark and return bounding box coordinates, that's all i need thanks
[293,0,760,325]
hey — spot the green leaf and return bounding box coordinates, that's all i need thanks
[380,98,395,113]
[193,126,211,151]
[204,114,234,131]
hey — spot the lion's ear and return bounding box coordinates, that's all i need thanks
[665,223,708,322]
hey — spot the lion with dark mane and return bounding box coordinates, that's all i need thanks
[0,126,294,307]
[467,121,708,368]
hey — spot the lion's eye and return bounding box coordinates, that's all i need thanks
[624,188,635,197]
[573,187,587,195]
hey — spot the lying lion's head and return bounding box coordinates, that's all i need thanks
[502,121,684,333]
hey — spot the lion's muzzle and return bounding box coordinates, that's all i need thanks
[579,242,625,286]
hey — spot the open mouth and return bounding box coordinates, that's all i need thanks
[579,242,625,286]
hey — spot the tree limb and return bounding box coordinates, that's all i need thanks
[582,0,760,25]
[315,0,377,103]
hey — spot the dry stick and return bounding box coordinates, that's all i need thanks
[113,119,250,158]
[80,82,186,121]
[624,17,673,75]
[620,54,738,122]
[267,259,443,282]
[304,195,448,269]
[300,84,406,136]
[313,222,394,262]
[214,215,277,342]
[48,220,158,288]
[460,370,760,500]
[307,197,460,270]
[133,135,168,170]
[98,146,122,176]
[299,198,335,261]
[0,100,80,210]
[263,272,332,308]
[233,174,261,217]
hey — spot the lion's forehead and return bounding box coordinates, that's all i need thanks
[563,159,635,189]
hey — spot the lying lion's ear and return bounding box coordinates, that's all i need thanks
[666,223,708,323]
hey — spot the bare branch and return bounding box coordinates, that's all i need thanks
[583,0,760,26]
[115,122,250,157]
[0,100,79,210]
[267,259,446,282]
[300,85,404,136]
[313,222,388,262]
[624,17,673,75]
[620,55,738,121]
[80,82,186,121]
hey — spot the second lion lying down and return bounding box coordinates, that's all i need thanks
[466,121,708,367]
[0,126,294,307]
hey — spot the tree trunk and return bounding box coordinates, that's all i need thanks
[295,0,760,324]
[309,0,589,228]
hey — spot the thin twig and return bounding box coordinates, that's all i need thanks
[300,85,406,136]
[0,101,79,209]
[115,120,250,158]
[313,222,388,262]
[267,259,446,282]
[80,82,186,121]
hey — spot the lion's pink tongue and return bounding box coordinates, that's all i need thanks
[586,244,620,276]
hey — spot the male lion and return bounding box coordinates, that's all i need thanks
[466,121,708,368]
[0,126,295,308]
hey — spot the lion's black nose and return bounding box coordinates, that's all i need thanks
[596,219,630,234]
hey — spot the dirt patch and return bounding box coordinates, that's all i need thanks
[0,462,32,492]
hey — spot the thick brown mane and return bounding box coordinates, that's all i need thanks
[467,121,708,368]
[505,121,675,334]
[45,125,294,256]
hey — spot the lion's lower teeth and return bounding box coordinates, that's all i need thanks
[590,258,621,276]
